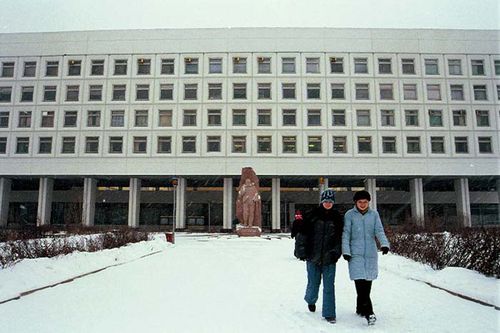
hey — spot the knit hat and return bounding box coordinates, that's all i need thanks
[353,190,371,202]
[320,189,335,203]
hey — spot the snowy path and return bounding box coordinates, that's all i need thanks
[0,234,498,333]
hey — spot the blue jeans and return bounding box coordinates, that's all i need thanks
[304,261,337,318]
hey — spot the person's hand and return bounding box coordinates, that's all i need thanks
[381,247,389,255]
[343,254,351,262]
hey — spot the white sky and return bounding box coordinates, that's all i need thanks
[0,0,499,33]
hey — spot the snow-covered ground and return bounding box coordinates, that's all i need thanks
[0,233,498,333]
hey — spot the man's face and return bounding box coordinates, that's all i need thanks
[355,199,370,211]
[322,201,333,210]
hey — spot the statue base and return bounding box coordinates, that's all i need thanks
[235,224,262,237]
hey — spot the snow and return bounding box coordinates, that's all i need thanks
[0,233,498,333]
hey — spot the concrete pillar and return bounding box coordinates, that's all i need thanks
[222,177,233,231]
[175,177,186,229]
[37,178,54,226]
[0,178,12,226]
[83,178,97,227]
[288,202,296,225]
[271,177,281,232]
[364,178,377,210]
[497,179,500,223]
[128,178,141,228]
[410,178,425,227]
[454,178,471,227]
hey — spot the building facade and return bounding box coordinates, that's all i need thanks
[0,28,499,231]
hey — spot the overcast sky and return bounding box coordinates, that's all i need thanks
[0,0,498,33]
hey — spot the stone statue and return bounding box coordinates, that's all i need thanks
[236,167,262,228]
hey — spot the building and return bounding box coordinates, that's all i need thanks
[0,28,499,231]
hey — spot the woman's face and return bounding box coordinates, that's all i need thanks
[355,199,370,212]
[322,201,333,210]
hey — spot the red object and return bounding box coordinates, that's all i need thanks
[294,210,303,220]
[166,232,175,244]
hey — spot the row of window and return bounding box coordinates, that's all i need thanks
[1,135,494,155]
[1,56,499,78]
[1,108,496,129]
[1,81,499,103]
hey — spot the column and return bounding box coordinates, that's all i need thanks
[410,178,425,227]
[364,178,377,210]
[288,202,296,224]
[37,177,54,226]
[454,178,471,227]
[175,177,186,229]
[0,178,12,226]
[222,177,233,232]
[83,178,97,227]
[128,178,141,228]
[271,177,281,232]
[497,178,500,223]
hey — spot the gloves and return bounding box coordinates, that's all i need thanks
[343,254,351,262]
[381,247,389,255]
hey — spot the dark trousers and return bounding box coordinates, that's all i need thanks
[354,279,373,316]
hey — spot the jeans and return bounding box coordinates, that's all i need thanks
[304,261,337,318]
[354,279,373,316]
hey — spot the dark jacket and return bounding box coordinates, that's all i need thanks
[291,218,307,259]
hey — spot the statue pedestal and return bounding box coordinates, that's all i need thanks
[236,224,262,237]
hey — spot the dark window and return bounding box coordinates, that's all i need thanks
[161,59,175,75]
[209,58,223,74]
[185,58,199,74]
[23,61,37,77]
[258,83,271,99]
[208,83,222,100]
[160,84,173,100]
[401,58,415,74]
[233,57,247,74]
[257,57,271,74]
[357,136,372,153]
[1,62,15,77]
[67,60,81,76]
[137,58,151,75]
[64,111,77,127]
[61,137,76,154]
[89,85,103,101]
[331,84,345,99]
[306,83,320,99]
[46,61,59,76]
[0,87,12,102]
[38,137,52,154]
[207,136,221,152]
[21,86,34,102]
[182,136,196,153]
[66,85,80,102]
[233,83,247,99]
[111,110,125,127]
[308,136,322,153]
[332,109,345,126]
[133,136,147,153]
[85,136,99,153]
[43,86,57,102]
[16,137,29,154]
[87,110,101,127]
[114,59,127,75]
[109,136,123,153]
[91,60,104,76]
[136,84,150,101]
[157,136,172,153]
[282,83,296,99]
[112,85,126,101]
[382,137,396,153]
[282,58,295,74]
[282,109,296,126]
[330,57,343,73]
[257,136,272,153]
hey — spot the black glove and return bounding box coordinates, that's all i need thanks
[381,247,389,255]
[343,254,351,262]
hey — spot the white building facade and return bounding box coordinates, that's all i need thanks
[0,28,499,231]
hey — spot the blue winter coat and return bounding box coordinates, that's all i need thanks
[342,207,390,281]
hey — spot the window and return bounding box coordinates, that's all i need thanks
[18,111,31,128]
[184,58,198,74]
[38,137,52,154]
[109,136,123,153]
[16,137,29,154]
[46,61,59,76]
[381,110,395,126]
[424,59,439,75]
[0,111,9,128]
[356,109,371,126]
[159,84,173,100]
[495,60,500,75]
[207,136,221,152]
[184,84,197,100]
[331,83,345,99]
[89,85,103,101]
[182,136,196,153]
[66,85,79,102]
[232,136,246,153]
[111,110,125,127]
[209,58,222,74]
[112,84,126,101]
[306,83,320,99]
[448,59,462,75]
[43,86,57,102]
[430,137,445,154]
[473,85,487,100]
[406,136,421,153]
[0,87,12,102]
[282,136,297,153]
[63,111,77,127]
[476,110,490,127]
[382,137,397,154]
[114,59,127,75]
[330,57,344,73]
[0,137,6,154]
[135,110,149,127]
[207,109,221,126]
[332,136,347,153]
[403,84,417,100]
[355,83,369,100]
[183,110,197,126]
[1,62,14,77]
[136,84,149,101]
[233,83,247,99]
[332,109,346,126]
[137,58,151,75]
[157,136,172,153]
[257,109,271,126]
[232,109,246,125]
[354,58,368,73]
[90,60,104,76]
[450,84,464,100]
[282,57,295,74]
[67,60,81,76]
[87,110,101,127]
[282,109,296,126]
[478,137,492,153]
[282,83,296,99]
[61,137,76,154]
[306,58,320,73]
[307,109,321,126]
[378,58,392,74]
[426,84,441,100]
[40,111,54,127]
[379,84,393,100]
[133,136,147,153]
[401,58,415,74]
[257,136,272,153]
[357,136,372,153]
[85,137,99,154]
[233,57,247,74]
[155,109,172,127]
[208,83,222,100]
[258,83,271,99]
[471,60,485,75]
[497,85,500,100]
[428,110,443,127]
[308,136,322,153]
[21,86,34,102]
[23,61,36,77]
[454,136,468,153]
[452,110,467,126]
[257,57,271,73]
[161,59,175,75]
